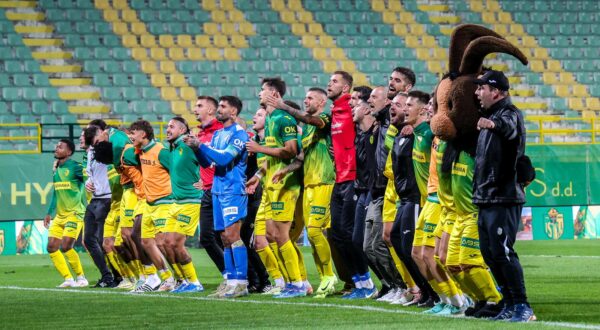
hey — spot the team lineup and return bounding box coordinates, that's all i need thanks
[43,23,537,322]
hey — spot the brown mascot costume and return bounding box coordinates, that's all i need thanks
[430,24,529,319]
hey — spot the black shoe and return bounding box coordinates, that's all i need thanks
[93,278,116,288]
[417,296,435,308]
[465,300,488,317]
[374,285,391,299]
[474,302,505,318]
[247,285,259,294]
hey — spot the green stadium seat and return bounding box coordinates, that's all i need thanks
[84,61,101,73]
[123,87,140,99]
[111,74,128,86]
[84,35,101,47]
[537,85,553,97]
[122,61,140,73]
[11,102,30,115]
[112,48,129,60]
[64,34,83,47]
[166,23,184,34]
[2,88,20,101]
[148,23,165,35]
[590,85,600,97]
[42,88,59,100]
[132,101,149,114]
[103,87,122,101]
[149,0,164,9]
[41,115,59,124]
[60,114,77,124]
[0,74,9,86]
[75,22,93,34]
[158,10,172,21]
[13,74,31,87]
[93,73,110,86]
[112,101,129,114]
[74,47,92,60]
[85,9,101,21]
[0,115,18,124]
[141,87,160,100]
[184,23,202,35]
[55,22,72,33]
[51,102,68,114]
[32,101,47,115]
[131,74,150,86]
[24,61,40,72]
[95,22,111,34]
[6,34,23,46]
[551,98,568,111]
[188,74,203,86]
[197,61,214,73]
[94,47,111,59]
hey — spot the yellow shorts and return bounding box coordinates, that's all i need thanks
[103,199,121,239]
[254,191,272,236]
[434,206,458,239]
[290,192,305,241]
[167,203,200,236]
[383,180,399,223]
[266,187,299,222]
[413,200,442,247]
[303,184,333,229]
[119,188,138,228]
[48,213,83,239]
[114,224,123,246]
[141,203,172,239]
[446,213,485,267]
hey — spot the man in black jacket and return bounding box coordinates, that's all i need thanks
[473,70,534,323]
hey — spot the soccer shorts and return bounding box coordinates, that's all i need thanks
[103,199,121,239]
[303,184,333,229]
[434,206,458,239]
[254,191,272,236]
[213,194,247,231]
[167,203,200,236]
[119,188,138,228]
[382,179,399,223]
[413,199,442,247]
[266,187,299,222]
[48,212,84,239]
[141,203,172,239]
[446,212,485,267]
[290,192,305,241]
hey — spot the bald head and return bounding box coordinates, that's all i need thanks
[367,86,389,116]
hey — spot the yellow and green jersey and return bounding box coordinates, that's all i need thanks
[301,113,335,186]
[47,159,86,217]
[383,151,393,180]
[108,164,123,202]
[264,109,301,191]
[107,127,131,168]
[412,121,434,198]
[170,135,201,203]
[436,139,454,210]
[452,151,477,215]
[384,124,398,152]
[81,151,91,203]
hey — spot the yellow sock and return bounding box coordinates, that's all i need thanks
[115,254,134,279]
[436,255,463,296]
[292,242,308,281]
[453,270,482,301]
[143,264,157,276]
[389,246,416,288]
[279,240,301,283]
[106,252,123,276]
[63,249,84,277]
[270,242,289,282]
[172,263,184,280]
[180,261,199,284]
[134,259,144,275]
[158,268,173,281]
[466,267,502,303]
[49,251,72,280]
[429,279,443,296]
[257,246,283,280]
[127,261,139,278]
[308,227,333,277]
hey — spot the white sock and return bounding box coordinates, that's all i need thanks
[274,277,285,288]
[303,280,310,288]
[361,279,374,289]
[292,281,302,288]
[145,274,160,287]
[449,294,463,307]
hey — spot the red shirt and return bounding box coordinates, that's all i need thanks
[330,93,356,183]
[197,119,224,190]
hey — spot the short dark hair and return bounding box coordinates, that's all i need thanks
[392,67,416,87]
[171,116,190,134]
[284,100,301,110]
[84,125,100,146]
[333,70,353,88]
[197,95,218,109]
[353,86,372,103]
[59,138,75,155]
[407,90,430,105]
[308,87,327,97]
[88,119,107,131]
[261,77,286,97]
[219,95,243,115]
[129,120,154,141]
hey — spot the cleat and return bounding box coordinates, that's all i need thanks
[116,278,134,290]
[341,288,362,299]
[157,278,175,292]
[93,279,116,288]
[377,288,398,302]
[390,290,411,305]
[509,304,536,323]
[362,287,378,299]
[262,285,283,295]
[208,280,228,298]
[418,296,435,308]
[274,284,307,298]
[374,286,392,299]
[474,302,504,318]
[172,279,187,292]
[75,276,88,287]
[492,305,515,321]
[305,282,313,295]
[57,279,76,288]
[130,279,146,292]
[315,275,338,297]
[173,282,204,293]
[437,304,465,316]
[423,302,447,314]
[221,283,249,298]
[401,290,422,306]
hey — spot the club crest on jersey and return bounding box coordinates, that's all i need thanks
[63,169,70,177]
[223,207,239,216]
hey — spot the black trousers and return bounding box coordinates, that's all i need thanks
[200,190,224,274]
[354,191,381,280]
[478,204,528,306]
[330,181,368,276]
[391,201,433,297]
[242,188,270,287]
[84,198,112,281]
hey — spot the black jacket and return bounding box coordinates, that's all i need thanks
[391,128,420,203]
[473,97,526,205]
[370,105,391,198]
[354,123,377,192]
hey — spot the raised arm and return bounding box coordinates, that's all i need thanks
[264,94,326,128]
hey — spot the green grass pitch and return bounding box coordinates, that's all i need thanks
[1,240,599,329]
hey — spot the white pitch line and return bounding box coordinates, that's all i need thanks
[521,255,600,259]
[0,286,599,329]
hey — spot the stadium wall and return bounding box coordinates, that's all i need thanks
[0,146,599,255]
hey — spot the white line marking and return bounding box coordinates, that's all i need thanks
[0,286,599,329]
[521,255,600,259]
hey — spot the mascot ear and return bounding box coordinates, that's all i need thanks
[448,24,504,73]
[460,36,529,75]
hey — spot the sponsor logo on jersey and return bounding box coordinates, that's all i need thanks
[223,207,239,216]
[54,182,72,190]
[177,214,191,224]
[452,163,468,176]
[271,202,284,211]
[412,150,426,163]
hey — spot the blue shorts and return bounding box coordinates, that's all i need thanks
[213,193,247,231]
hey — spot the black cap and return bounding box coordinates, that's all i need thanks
[473,70,510,91]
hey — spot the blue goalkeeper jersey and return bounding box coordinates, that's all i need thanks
[196,123,248,196]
